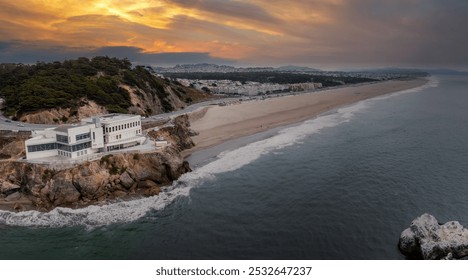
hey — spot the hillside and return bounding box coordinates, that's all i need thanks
[0,57,210,124]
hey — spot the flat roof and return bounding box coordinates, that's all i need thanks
[54,124,76,133]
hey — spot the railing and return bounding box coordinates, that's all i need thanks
[0,130,31,137]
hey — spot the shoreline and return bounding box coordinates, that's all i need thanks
[183,78,429,158]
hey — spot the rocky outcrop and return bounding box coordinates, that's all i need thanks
[148,114,196,151]
[0,115,194,211]
[0,145,191,211]
[0,134,28,159]
[399,213,468,259]
[19,100,107,124]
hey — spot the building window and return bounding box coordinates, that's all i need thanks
[71,141,91,152]
[56,134,68,143]
[92,132,95,140]
[57,143,72,152]
[27,143,57,153]
[57,141,91,152]
[76,132,91,141]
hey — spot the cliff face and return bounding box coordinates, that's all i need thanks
[19,100,106,124]
[0,115,194,212]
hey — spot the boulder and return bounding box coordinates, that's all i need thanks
[144,185,161,196]
[399,213,468,259]
[5,192,22,202]
[72,167,107,199]
[137,180,159,189]
[49,177,81,206]
[0,181,21,194]
[7,174,16,182]
[119,171,134,189]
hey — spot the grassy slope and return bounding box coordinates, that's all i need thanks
[0,57,210,121]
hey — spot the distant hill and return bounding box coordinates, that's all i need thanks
[423,68,468,75]
[0,57,210,124]
[155,63,276,73]
[351,67,429,76]
[154,63,237,73]
[276,65,322,72]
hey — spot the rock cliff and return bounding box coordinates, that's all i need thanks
[0,115,194,212]
[399,213,468,259]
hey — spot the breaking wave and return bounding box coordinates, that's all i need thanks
[0,77,438,228]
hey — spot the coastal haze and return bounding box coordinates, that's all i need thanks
[0,0,468,263]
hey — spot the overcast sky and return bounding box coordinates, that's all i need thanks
[0,0,467,69]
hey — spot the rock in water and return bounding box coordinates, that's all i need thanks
[399,213,468,259]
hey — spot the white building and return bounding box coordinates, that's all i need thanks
[25,114,145,160]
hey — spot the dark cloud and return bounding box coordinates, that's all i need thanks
[92,46,235,66]
[242,0,468,68]
[138,52,234,65]
[0,42,234,66]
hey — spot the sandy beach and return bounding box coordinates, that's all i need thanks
[184,78,428,156]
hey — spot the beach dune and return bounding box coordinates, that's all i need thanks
[186,78,427,155]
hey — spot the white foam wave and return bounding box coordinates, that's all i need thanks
[0,186,192,229]
[371,76,439,101]
[0,77,437,228]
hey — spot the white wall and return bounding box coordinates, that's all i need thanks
[90,126,104,149]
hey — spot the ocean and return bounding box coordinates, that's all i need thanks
[1,75,467,260]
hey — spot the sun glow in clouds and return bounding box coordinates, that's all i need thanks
[0,0,466,67]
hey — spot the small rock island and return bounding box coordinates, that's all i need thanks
[399,213,468,259]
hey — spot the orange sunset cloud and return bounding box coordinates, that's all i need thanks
[0,0,467,68]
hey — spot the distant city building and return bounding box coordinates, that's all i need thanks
[176,78,323,96]
[25,114,145,160]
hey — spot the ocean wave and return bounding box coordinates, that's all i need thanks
[371,76,439,101]
[0,77,436,228]
[0,187,191,229]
